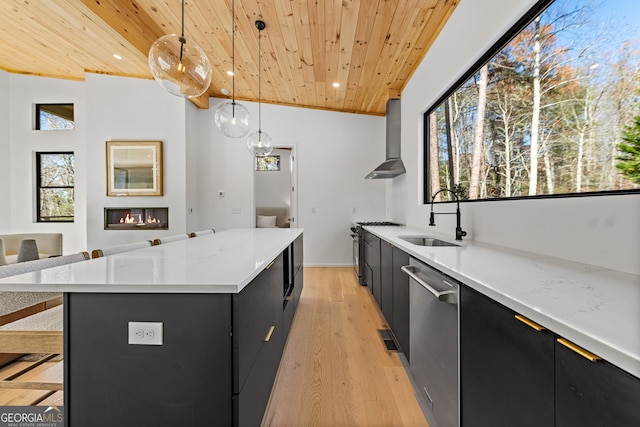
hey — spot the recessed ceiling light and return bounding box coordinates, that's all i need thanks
[113,54,123,60]
[227,71,234,76]
[221,88,230,95]
[332,82,340,88]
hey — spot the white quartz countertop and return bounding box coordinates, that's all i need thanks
[0,228,303,294]
[364,225,640,379]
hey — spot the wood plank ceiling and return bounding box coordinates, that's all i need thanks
[0,0,458,115]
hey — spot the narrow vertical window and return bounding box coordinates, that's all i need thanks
[36,152,75,222]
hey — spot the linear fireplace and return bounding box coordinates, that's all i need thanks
[104,207,168,230]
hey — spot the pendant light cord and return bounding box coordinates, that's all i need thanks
[181,0,185,38]
[231,0,236,113]
[179,0,185,62]
[258,25,262,133]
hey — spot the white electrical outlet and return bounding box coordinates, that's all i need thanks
[128,321,163,345]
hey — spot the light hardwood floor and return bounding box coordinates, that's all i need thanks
[263,267,428,427]
[0,267,427,425]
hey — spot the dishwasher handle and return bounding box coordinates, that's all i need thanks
[401,265,457,304]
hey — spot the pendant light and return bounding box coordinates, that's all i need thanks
[214,0,251,138]
[148,0,212,98]
[247,20,273,156]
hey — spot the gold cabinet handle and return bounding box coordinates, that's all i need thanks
[265,260,275,270]
[264,325,275,342]
[515,314,545,331]
[557,338,601,362]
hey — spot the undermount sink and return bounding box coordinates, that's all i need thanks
[398,235,460,247]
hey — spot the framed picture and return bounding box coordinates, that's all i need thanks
[106,141,163,196]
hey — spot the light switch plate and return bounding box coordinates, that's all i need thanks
[128,321,163,345]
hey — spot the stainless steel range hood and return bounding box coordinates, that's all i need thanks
[365,98,406,179]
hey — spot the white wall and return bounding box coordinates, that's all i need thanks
[255,148,291,208]
[185,101,205,232]
[85,73,188,251]
[195,99,387,266]
[393,0,640,275]
[0,70,10,231]
[5,74,87,253]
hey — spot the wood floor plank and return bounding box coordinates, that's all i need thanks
[0,361,36,380]
[330,299,368,425]
[0,362,62,405]
[385,366,429,427]
[37,390,63,406]
[264,267,427,427]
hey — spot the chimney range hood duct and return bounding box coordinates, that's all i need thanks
[365,98,406,179]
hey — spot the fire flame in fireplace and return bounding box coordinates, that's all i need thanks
[119,213,161,225]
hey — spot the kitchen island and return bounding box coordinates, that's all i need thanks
[0,228,304,427]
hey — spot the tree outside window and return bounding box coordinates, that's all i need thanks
[36,152,75,222]
[425,0,640,202]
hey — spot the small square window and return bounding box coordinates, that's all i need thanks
[255,155,281,171]
[35,103,74,130]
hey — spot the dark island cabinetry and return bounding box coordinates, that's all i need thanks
[65,234,304,427]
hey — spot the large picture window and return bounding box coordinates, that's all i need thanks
[424,0,640,203]
[36,152,75,222]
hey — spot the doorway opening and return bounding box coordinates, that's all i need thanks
[253,147,297,229]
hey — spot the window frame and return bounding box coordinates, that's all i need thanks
[36,151,75,222]
[422,0,640,204]
[35,103,75,130]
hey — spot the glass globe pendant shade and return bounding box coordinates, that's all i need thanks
[247,130,273,156]
[149,34,212,98]
[215,101,252,138]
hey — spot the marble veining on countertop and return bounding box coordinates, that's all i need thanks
[364,225,640,379]
[0,228,303,294]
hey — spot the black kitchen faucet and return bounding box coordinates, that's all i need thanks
[429,188,467,241]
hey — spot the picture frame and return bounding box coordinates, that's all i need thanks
[106,141,163,196]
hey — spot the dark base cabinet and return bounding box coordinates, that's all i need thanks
[65,293,233,427]
[363,230,381,305]
[556,340,640,427]
[380,241,394,328]
[460,285,640,426]
[391,246,409,360]
[460,286,555,427]
[65,236,304,427]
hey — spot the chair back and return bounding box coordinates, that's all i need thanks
[152,234,190,245]
[92,241,153,258]
[189,229,215,238]
[0,239,6,266]
[0,252,90,279]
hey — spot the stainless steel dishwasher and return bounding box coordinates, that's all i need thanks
[402,257,459,427]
